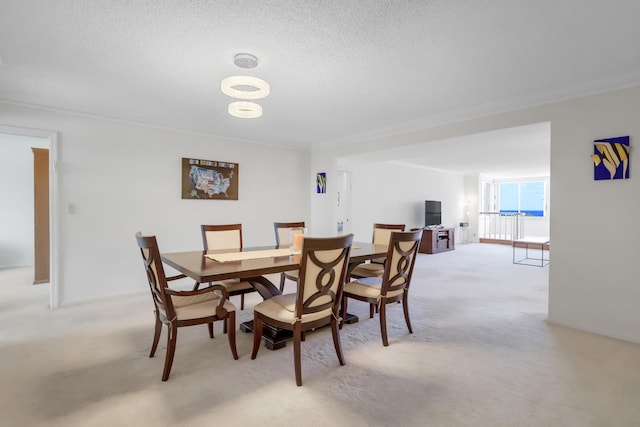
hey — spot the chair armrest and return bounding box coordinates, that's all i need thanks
[165,284,230,317]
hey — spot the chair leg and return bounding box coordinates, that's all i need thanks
[192,282,200,291]
[293,321,303,386]
[149,313,162,358]
[162,325,178,381]
[240,294,245,310]
[403,292,413,334]
[379,302,389,347]
[331,316,345,366]
[279,273,286,293]
[227,312,239,360]
[251,314,263,359]
[369,303,375,318]
[208,322,214,338]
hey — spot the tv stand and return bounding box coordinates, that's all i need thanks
[419,228,455,254]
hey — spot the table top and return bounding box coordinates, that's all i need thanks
[513,237,550,244]
[161,242,387,283]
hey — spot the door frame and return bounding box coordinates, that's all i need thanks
[337,170,352,235]
[0,125,59,308]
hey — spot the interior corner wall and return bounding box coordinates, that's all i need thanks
[311,84,640,344]
[0,103,311,305]
[463,173,480,243]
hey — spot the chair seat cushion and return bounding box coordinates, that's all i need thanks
[218,279,255,293]
[170,291,236,320]
[254,293,331,325]
[350,262,385,278]
[343,277,404,299]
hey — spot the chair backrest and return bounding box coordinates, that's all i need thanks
[135,232,176,318]
[380,230,422,296]
[274,221,306,247]
[371,223,406,245]
[201,224,243,251]
[295,234,354,319]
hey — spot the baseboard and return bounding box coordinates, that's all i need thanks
[546,316,640,345]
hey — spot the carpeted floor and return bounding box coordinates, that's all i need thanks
[1,243,639,426]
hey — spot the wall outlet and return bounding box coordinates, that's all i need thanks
[67,203,76,214]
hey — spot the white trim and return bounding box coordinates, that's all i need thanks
[0,125,59,308]
[546,317,640,345]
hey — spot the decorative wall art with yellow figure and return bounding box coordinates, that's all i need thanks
[592,136,630,180]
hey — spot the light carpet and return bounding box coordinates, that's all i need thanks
[1,243,639,427]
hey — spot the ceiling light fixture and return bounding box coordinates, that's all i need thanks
[220,76,270,100]
[228,101,262,119]
[221,53,270,119]
[233,53,258,69]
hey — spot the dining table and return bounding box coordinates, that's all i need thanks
[161,242,388,350]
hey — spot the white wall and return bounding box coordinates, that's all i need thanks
[548,88,640,343]
[463,173,480,243]
[312,85,640,343]
[1,103,311,304]
[0,134,49,268]
[342,159,465,242]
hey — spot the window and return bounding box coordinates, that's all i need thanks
[498,181,545,217]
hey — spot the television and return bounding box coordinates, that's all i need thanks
[425,200,442,227]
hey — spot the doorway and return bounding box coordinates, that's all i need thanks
[0,126,59,308]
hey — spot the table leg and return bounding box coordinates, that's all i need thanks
[246,276,281,299]
[240,275,291,350]
[341,260,366,325]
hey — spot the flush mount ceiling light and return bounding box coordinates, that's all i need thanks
[233,53,258,69]
[228,101,262,119]
[221,75,270,100]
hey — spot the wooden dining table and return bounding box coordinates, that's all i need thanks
[161,242,388,350]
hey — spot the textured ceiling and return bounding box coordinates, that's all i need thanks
[1,1,639,174]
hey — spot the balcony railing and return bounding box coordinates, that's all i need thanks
[478,212,524,242]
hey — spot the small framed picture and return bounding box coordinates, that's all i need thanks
[316,172,327,193]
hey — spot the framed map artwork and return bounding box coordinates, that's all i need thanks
[181,157,239,200]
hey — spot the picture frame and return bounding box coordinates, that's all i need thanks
[181,157,239,200]
[317,172,327,193]
[592,136,630,180]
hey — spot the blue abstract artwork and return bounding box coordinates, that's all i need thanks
[316,172,327,193]
[593,136,630,180]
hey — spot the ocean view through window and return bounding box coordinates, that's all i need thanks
[499,181,545,217]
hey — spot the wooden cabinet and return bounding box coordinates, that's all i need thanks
[419,228,455,254]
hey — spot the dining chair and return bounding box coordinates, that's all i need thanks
[273,221,305,292]
[341,229,422,346]
[349,223,406,280]
[251,234,354,386]
[135,232,238,381]
[196,224,257,310]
